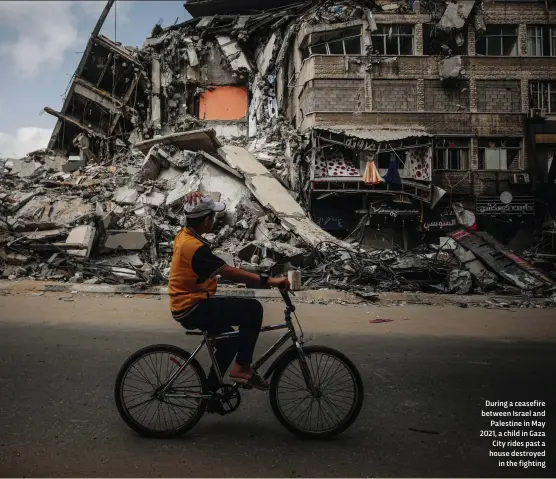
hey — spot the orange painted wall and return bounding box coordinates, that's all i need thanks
[199,86,248,120]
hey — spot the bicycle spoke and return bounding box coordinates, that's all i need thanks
[120,349,204,434]
[275,352,358,434]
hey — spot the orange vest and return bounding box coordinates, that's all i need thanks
[168,229,218,313]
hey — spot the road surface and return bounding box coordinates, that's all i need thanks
[0,292,554,477]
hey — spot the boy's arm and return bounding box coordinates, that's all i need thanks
[220,266,290,290]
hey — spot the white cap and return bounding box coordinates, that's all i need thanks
[184,195,226,219]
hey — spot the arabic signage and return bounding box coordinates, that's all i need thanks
[312,203,349,231]
[369,202,420,217]
[421,208,458,232]
[475,196,535,216]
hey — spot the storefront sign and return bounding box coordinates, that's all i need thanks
[476,196,534,215]
[369,202,420,217]
[315,215,346,230]
[421,208,458,232]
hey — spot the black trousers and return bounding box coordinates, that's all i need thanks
[178,297,264,390]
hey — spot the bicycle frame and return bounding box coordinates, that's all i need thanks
[161,293,315,399]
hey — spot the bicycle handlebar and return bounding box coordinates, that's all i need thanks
[280,289,295,311]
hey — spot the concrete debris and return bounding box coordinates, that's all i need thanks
[103,231,149,251]
[63,225,96,261]
[439,55,464,80]
[438,1,475,31]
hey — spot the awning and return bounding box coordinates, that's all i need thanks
[315,127,431,143]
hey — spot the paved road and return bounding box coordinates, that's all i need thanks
[0,293,554,477]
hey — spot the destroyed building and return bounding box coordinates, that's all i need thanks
[1,0,556,297]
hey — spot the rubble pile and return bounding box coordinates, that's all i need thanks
[2,143,554,300]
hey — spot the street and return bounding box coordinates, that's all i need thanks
[0,292,555,478]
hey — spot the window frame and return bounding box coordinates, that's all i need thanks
[371,25,415,56]
[478,138,523,171]
[529,80,556,113]
[526,25,556,57]
[433,138,470,171]
[476,25,518,56]
[304,27,363,58]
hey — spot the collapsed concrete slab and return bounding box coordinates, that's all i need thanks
[114,186,139,205]
[63,225,96,260]
[103,231,149,251]
[218,145,353,249]
[438,0,475,31]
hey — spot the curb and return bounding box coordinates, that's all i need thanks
[0,280,359,302]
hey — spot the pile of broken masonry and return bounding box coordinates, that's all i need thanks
[1,139,555,303]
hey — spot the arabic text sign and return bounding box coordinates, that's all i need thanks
[476,197,535,216]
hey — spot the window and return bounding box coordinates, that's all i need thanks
[478,138,522,170]
[376,151,404,170]
[434,138,470,170]
[530,81,556,113]
[527,26,556,56]
[303,27,362,59]
[371,25,414,55]
[423,24,468,55]
[476,26,518,56]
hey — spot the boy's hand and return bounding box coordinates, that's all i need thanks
[268,277,290,291]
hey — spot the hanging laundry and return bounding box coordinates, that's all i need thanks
[363,160,383,185]
[383,157,401,184]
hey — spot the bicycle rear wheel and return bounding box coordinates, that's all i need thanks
[269,345,364,439]
[114,344,207,438]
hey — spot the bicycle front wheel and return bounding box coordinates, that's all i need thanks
[114,344,207,438]
[269,345,364,439]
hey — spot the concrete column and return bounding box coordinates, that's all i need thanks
[417,78,425,111]
[414,24,424,56]
[151,57,162,131]
[467,28,476,57]
[518,24,527,57]
[521,78,530,114]
[469,77,478,113]
[470,137,479,171]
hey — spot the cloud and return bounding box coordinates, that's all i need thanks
[0,127,52,158]
[0,1,133,79]
[0,2,82,78]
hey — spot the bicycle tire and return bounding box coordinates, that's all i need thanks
[114,344,207,438]
[269,345,364,439]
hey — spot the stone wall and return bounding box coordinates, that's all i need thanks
[424,80,470,112]
[372,80,417,111]
[477,80,522,113]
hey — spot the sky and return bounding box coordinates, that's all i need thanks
[0,0,191,158]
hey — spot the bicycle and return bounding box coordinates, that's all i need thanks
[114,290,364,439]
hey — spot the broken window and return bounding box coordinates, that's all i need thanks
[478,138,522,170]
[423,24,468,55]
[303,27,362,59]
[476,26,518,56]
[529,81,556,113]
[371,25,414,55]
[433,138,470,170]
[527,26,556,56]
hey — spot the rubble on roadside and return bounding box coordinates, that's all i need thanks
[1,143,554,301]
